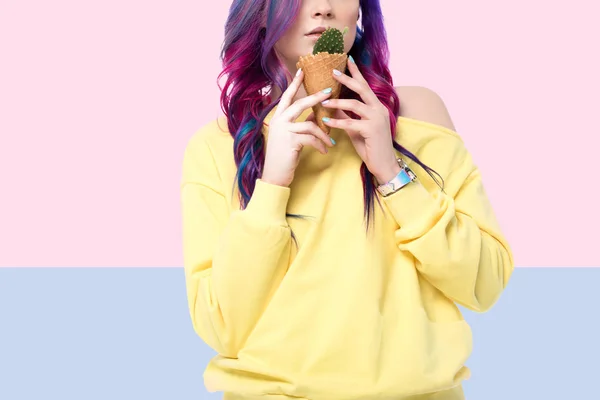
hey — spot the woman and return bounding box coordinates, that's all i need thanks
[180,0,514,399]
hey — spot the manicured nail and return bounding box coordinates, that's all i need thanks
[321,99,330,105]
[349,55,355,64]
[322,117,331,123]
[330,137,336,145]
[295,68,302,77]
[333,69,342,76]
[322,87,332,94]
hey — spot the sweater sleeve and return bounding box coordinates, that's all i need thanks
[382,145,515,313]
[180,131,292,357]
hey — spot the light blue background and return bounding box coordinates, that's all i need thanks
[1,267,597,399]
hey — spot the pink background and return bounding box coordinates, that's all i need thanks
[1,1,597,267]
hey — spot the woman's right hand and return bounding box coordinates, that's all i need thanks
[261,69,335,188]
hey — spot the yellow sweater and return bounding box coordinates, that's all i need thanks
[180,105,514,400]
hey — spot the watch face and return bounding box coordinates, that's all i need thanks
[377,159,417,196]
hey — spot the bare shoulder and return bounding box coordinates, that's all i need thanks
[394,86,456,132]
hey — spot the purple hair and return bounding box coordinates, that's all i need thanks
[218,0,444,234]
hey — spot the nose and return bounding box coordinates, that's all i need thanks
[312,1,333,18]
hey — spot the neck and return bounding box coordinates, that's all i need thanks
[268,66,308,105]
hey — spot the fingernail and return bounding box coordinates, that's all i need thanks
[333,69,342,76]
[322,87,332,94]
[330,137,336,145]
[349,55,355,64]
[295,68,302,77]
[321,99,330,105]
[322,117,330,123]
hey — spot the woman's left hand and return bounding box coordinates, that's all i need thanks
[322,57,400,184]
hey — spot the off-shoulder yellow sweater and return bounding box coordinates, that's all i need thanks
[180,105,514,400]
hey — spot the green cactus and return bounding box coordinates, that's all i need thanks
[312,26,348,55]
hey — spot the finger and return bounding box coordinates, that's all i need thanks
[280,88,333,122]
[273,69,304,119]
[332,67,379,106]
[334,108,351,120]
[346,55,368,84]
[322,115,365,133]
[288,121,335,148]
[321,98,370,119]
[305,112,315,123]
[296,134,329,155]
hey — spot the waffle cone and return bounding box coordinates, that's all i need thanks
[296,52,348,134]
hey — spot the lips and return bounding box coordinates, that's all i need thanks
[306,26,327,35]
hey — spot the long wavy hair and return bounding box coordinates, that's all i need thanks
[217,0,443,236]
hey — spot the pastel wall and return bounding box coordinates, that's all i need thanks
[1,1,597,267]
